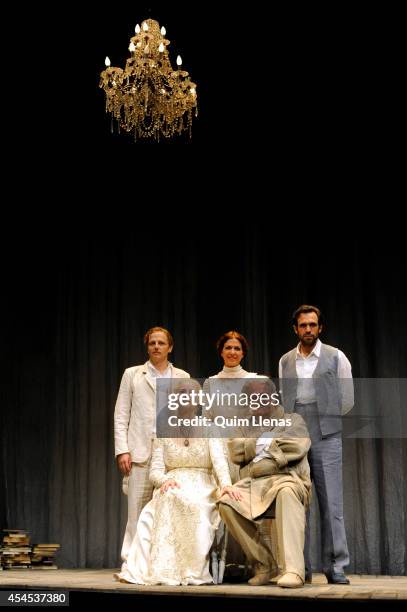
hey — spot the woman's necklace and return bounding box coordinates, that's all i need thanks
[180,424,190,446]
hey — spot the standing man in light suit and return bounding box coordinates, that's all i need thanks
[279,305,354,585]
[114,326,190,571]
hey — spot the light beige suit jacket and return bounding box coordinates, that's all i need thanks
[114,361,190,463]
[220,412,312,520]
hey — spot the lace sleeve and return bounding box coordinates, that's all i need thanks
[149,439,169,488]
[209,438,232,488]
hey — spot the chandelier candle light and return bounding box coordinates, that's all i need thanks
[100,19,198,140]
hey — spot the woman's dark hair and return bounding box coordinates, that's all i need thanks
[216,330,249,357]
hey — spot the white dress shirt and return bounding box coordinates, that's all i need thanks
[147,362,173,435]
[279,339,353,414]
[254,432,274,463]
[147,361,172,379]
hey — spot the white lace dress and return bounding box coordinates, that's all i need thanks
[117,437,232,585]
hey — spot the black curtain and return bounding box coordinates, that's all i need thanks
[2,0,404,576]
[2,229,406,573]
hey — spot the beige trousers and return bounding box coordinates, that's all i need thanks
[219,487,305,579]
[120,461,153,566]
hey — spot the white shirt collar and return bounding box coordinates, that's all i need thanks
[296,338,322,359]
[222,365,243,374]
[147,361,172,377]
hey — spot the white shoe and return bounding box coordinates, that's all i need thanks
[277,572,304,588]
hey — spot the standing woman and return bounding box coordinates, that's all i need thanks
[206,331,261,426]
[213,330,255,381]
[205,331,261,578]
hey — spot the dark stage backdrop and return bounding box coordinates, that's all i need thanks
[1,230,406,574]
[20,1,386,186]
[1,0,405,576]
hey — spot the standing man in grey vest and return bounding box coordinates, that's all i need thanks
[279,305,353,585]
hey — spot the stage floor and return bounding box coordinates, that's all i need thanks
[0,570,406,602]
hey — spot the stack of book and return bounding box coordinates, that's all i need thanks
[31,543,60,569]
[0,530,61,570]
[0,529,32,569]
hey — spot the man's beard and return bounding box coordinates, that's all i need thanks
[301,334,318,346]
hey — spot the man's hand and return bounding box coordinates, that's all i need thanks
[219,485,243,501]
[160,479,180,494]
[117,452,132,475]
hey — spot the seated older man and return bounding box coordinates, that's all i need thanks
[218,378,311,588]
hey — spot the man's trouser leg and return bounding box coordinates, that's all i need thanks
[309,434,349,574]
[121,461,153,567]
[275,487,306,580]
[294,401,320,577]
[219,504,271,571]
[304,506,312,576]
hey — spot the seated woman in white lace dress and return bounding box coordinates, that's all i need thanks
[116,379,241,586]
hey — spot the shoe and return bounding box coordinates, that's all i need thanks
[277,573,304,588]
[305,571,312,584]
[324,571,350,585]
[113,573,132,584]
[248,567,273,586]
[268,569,282,584]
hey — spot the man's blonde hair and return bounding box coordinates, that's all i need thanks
[144,326,174,347]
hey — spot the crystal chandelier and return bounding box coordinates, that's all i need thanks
[99,19,198,141]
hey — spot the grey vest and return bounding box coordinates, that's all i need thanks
[280,343,341,437]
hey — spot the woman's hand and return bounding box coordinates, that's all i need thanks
[219,485,243,501]
[160,479,180,494]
